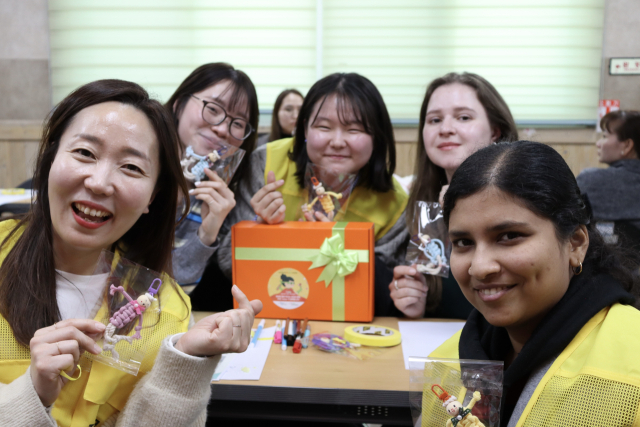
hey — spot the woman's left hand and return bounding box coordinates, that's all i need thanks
[175,285,263,357]
[190,168,236,246]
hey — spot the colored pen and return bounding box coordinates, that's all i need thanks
[293,334,302,353]
[287,318,295,346]
[249,319,265,349]
[292,320,297,336]
[302,323,311,349]
[281,318,289,350]
[299,318,308,338]
[273,320,282,344]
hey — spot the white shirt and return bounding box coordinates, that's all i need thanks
[55,270,109,320]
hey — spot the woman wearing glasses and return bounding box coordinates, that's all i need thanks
[165,63,259,301]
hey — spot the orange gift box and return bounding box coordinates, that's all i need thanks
[232,221,374,322]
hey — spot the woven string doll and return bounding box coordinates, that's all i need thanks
[431,384,485,427]
[303,176,343,220]
[413,233,446,275]
[102,278,162,360]
[180,145,225,183]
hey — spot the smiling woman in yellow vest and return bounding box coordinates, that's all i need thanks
[0,80,261,427]
[217,73,409,292]
[428,141,640,427]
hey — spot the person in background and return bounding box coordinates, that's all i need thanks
[219,72,409,315]
[390,72,518,319]
[165,63,259,310]
[0,79,261,426]
[577,110,640,250]
[257,88,304,146]
[430,141,639,426]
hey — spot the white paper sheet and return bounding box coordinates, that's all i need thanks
[211,325,276,381]
[0,189,33,206]
[398,321,465,370]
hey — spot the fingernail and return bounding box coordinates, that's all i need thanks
[277,180,284,185]
[195,182,202,187]
[188,189,194,194]
[95,322,105,331]
[409,268,416,275]
[93,344,102,354]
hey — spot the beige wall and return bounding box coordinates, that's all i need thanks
[601,0,640,110]
[392,127,599,178]
[0,0,50,187]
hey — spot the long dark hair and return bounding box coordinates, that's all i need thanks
[443,141,639,298]
[268,88,304,142]
[165,62,259,191]
[0,79,190,346]
[407,72,518,227]
[290,72,396,192]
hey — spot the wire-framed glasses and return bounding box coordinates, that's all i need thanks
[191,95,253,141]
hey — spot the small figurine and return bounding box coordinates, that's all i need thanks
[180,145,225,183]
[303,177,343,220]
[102,278,162,360]
[411,233,446,275]
[431,385,485,427]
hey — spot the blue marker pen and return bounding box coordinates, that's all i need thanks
[302,323,311,349]
[281,318,289,350]
[249,319,265,349]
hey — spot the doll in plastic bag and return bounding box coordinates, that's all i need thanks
[406,201,451,277]
[301,163,356,221]
[180,141,245,184]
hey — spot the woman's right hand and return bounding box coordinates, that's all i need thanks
[29,319,105,407]
[389,264,428,318]
[250,171,286,224]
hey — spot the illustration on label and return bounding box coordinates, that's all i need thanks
[267,268,309,310]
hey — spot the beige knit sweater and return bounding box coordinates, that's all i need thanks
[0,334,220,427]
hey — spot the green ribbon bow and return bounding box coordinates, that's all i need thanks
[307,222,361,320]
[308,233,359,287]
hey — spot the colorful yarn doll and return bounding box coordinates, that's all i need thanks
[102,278,162,360]
[431,384,485,427]
[180,145,225,183]
[413,233,446,275]
[303,176,343,220]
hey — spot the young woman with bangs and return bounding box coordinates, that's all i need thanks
[165,63,260,310]
[218,72,410,314]
[0,79,261,426]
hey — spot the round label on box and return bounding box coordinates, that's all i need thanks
[268,268,309,310]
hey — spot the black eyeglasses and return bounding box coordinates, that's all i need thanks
[191,95,254,141]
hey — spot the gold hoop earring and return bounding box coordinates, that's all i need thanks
[574,262,583,275]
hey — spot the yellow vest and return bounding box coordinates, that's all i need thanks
[426,303,640,427]
[0,220,191,427]
[264,137,408,240]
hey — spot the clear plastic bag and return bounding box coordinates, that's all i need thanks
[91,250,167,375]
[409,357,503,427]
[302,163,357,221]
[406,201,451,278]
[180,141,246,184]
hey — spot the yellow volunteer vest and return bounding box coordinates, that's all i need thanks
[0,220,191,427]
[264,137,408,240]
[426,303,640,427]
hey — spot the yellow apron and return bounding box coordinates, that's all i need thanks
[0,220,191,427]
[428,303,640,427]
